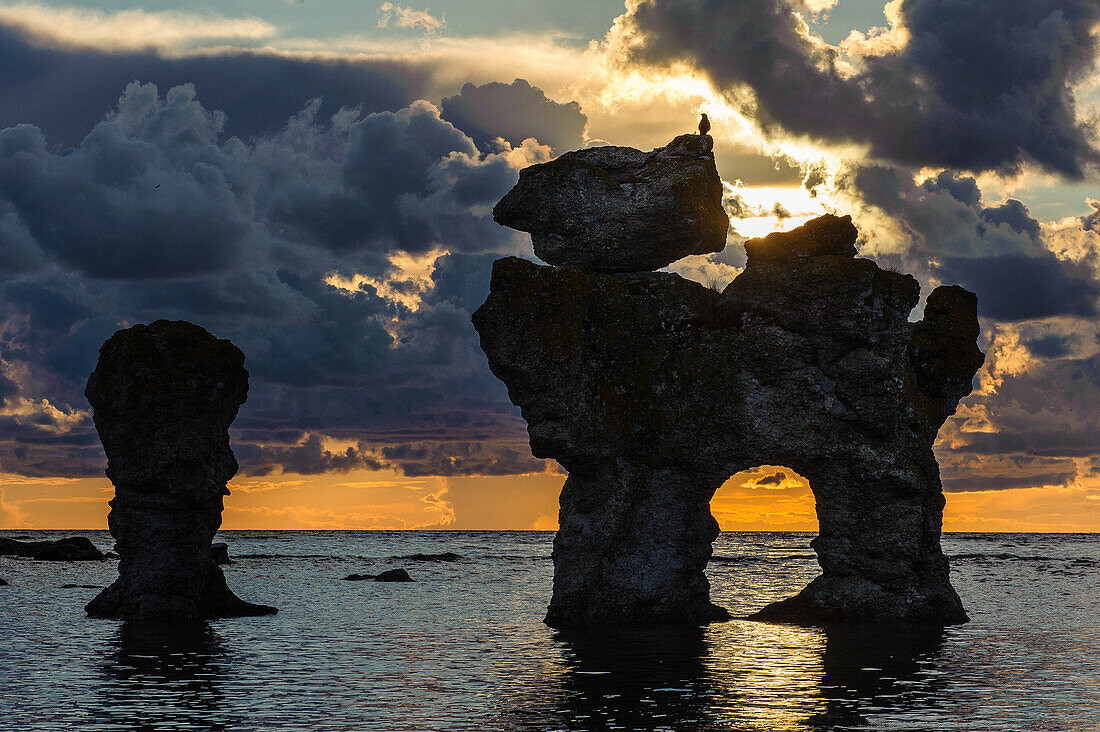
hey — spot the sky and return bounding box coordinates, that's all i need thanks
[0,0,1098,531]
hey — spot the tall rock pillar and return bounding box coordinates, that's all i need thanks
[85,320,276,620]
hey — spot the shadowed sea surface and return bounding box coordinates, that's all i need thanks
[1,530,1097,731]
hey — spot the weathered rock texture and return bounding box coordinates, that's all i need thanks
[0,536,104,561]
[84,320,276,619]
[493,134,729,272]
[473,211,983,626]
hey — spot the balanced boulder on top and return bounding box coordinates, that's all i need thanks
[493,133,729,273]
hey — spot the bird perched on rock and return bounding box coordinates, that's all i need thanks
[698,113,711,136]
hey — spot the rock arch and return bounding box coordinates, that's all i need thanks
[472,137,983,626]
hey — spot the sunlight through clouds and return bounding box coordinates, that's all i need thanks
[0,2,276,53]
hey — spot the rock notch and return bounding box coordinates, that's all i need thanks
[473,147,984,626]
[84,320,276,620]
[493,134,729,273]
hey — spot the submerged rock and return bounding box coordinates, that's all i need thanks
[474,213,983,626]
[84,320,277,620]
[399,552,462,562]
[0,578,6,586]
[0,537,104,561]
[211,543,233,565]
[375,569,414,582]
[342,568,414,582]
[493,134,728,273]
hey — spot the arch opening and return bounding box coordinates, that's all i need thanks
[706,465,821,618]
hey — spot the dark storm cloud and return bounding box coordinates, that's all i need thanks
[753,470,787,486]
[845,165,1099,321]
[0,25,427,146]
[937,352,1100,493]
[0,79,552,478]
[1025,333,1079,359]
[611,0,1100,176]
[940,461,1078,492]
[440,78,586,153]
[236,434,383,476]
[378,441,552,477]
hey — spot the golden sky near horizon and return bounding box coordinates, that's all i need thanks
[4,464,1098,532]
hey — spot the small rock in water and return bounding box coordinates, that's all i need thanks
[342,573,374,581]
[374,569,413,582]
[0,578,7,586]
[0,537,105,561]
[211,543,233,565]
[401,552,461,562]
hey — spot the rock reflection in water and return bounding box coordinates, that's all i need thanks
[500,622,952,731]
[96,620,240,731]
[544,625,722,732]
[808,624,947,729]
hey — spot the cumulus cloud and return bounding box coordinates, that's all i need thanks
[842,165,1099,321]
[0,80,557,478]
[606,0,1100,176]
[935,322,1100,491]
[440,78,586,153]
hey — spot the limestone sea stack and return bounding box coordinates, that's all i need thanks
[84,320,276,620]
[473,137,984,626]
[493,134,729,273]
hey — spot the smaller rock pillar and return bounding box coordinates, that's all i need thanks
[85,320,276,619]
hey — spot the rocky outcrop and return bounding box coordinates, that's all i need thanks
[398,552,462,562]
[0,577,7,586]
[84,320,276,620]
[493,134,729,272]
[474,170,984,625]
[342,569,414,582]
[0,536,105,561]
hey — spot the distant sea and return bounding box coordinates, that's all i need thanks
[1,530,1097,731]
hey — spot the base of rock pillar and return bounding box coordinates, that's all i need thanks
[746,575,968,626]
[85,561,277,620]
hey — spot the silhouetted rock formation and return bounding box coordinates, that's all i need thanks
[493,134,729,272]
[374,568,413,582]
[0,536,105,561]
[398,552,462,562]
[341,569,414,582]
[475,172,983,625]
[0,577,7,586]
[84,320,276,620]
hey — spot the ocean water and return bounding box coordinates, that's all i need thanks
[1,530,1097,731]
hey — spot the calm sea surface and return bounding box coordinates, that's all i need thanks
[1,530,1097,731]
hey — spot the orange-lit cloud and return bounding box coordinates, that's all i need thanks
[376,3,445,35]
